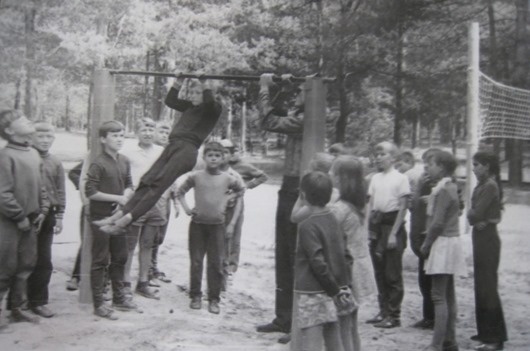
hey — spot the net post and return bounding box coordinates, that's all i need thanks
[300,77,326,175]
[79,69,116,304]
[465,22,480,234]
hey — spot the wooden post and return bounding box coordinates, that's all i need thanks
[465,22,480,234]
[300,77,326,175]
[79,69,116,304]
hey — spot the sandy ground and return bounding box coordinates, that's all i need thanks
[0,132,529,350]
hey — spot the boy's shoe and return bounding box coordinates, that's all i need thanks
[94,305,118,320]
[11,308,39,324]
[373,316,401,328]
[208,300,220,314]
[366,312,385,324]
[189,297,202,310]
[470,335,482,341]
[474,343,503,351]
[66,278,79,291]
[412,318,434,329]
[31,305,55,318]
[112,299,138,312]
[135,282,160,300]
[256,322,289,333]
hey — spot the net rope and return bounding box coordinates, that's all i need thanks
[479,72,530,140]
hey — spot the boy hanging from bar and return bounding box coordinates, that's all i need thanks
[95,74,223,234]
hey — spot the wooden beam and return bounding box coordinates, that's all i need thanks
[300,77,327,175]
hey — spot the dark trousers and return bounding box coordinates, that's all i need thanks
[71,207,85,280]
[272,177,299,332]
[27,210,56,308]
[368,212,406,320]
[418,240,434,321]
[0,214,37,310]
[151,215,169,275]
[472,224,508,343]
[188,222,225,302]
[90,222,128,308]
[123,140,197,221]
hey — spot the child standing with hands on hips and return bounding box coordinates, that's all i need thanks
[420,151,464,351]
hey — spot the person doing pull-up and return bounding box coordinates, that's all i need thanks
[95,75,223,234]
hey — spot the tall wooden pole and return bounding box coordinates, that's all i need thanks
[79,69,116,303]
[300,77,326,175]
[465,22,480,234]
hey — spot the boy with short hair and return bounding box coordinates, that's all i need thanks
[218,139,246,289]
[85,120,136,320]
[176,141,244,314]
[396,150,422,196]
[224,139,268,274]
[0,110,49,326]
[120,118,167,299]
[96,77,223,233]
[150,120,176,284]
[366,141,411,328]
[26,121,66,318]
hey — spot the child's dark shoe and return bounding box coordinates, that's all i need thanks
[190,297,202,310]
[11,308,39,324]
[94,305,118,320]
[66,277,79,291]
[112,299,138,312]
[31,305,55,318]
[412,318,434,329]
[208,300,220,314]
[373,316,400,328]
[135,282,160,300]
[366,312,385,324]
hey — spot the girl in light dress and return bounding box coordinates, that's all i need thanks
[329,155,376,351]
[420,151,464,351]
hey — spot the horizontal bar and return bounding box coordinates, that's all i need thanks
[109,70,335,83]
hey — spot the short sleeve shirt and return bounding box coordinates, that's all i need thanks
[368,168,410,213]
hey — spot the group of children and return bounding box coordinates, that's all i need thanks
[272,140,506,351]
[0,71,507,351]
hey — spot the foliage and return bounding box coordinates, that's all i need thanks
[0,0,525,153]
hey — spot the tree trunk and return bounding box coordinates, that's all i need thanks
[151,48,165,120]
[24,1,36,119]
[144,50,150,118]
[393,15,404,146]
[411,115,418,148]
[14,78,21,110]
[65,90,71,131]
[509,0,529,187]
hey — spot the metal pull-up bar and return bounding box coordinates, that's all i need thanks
[109,70,335,83]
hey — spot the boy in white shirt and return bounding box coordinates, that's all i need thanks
[366,141,410,329]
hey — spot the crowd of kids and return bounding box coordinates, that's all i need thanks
[0,72,508,351]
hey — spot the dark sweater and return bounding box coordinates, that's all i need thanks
[294,210,351,297]
[0,143,49,221]
[467,177,501,225]
[165,87,223,147]
[85,151,133,218]
[38,150,66,218]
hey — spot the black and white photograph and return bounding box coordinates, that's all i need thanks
[0,1,528,350]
